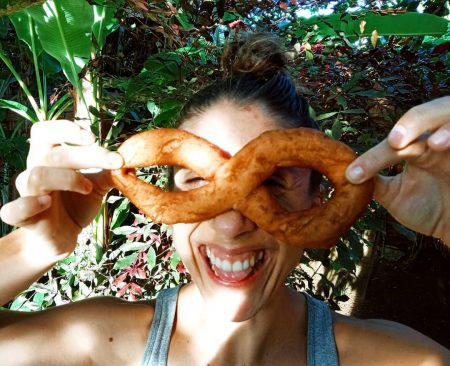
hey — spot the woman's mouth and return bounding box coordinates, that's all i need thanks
[201,245,267,285]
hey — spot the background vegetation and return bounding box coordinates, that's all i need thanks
[0,0,448,344]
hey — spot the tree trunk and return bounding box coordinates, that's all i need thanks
[0,0,45,16]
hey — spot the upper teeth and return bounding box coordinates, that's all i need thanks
[206,248,263,272]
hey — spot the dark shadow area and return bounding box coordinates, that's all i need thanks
[355,234,450,348]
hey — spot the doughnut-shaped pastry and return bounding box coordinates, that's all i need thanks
[111,128,374,248]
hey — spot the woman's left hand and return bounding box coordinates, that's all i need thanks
[345,96,450,244]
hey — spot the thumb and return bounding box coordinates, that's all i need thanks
[0,195,52,226]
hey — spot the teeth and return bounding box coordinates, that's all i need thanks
[232,261,243,272]
[206,249,264,273]
[222,260,231,271]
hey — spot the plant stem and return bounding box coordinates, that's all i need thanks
[28,14,46,119]
[0,48,42,121]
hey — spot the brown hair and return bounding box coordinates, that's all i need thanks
[178,32,321,192]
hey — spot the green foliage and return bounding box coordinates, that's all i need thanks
[295,12,448,39]
[10,0,117,95]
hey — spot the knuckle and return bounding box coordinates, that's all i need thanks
[0,205,11,224]
[405,105,426,124]
[50,148,63,165]
[15,171,28,193]
[29,166,47,184]
[29,122,42,139]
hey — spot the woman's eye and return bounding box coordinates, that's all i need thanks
[263,178,285,189]
[185,177,207,187]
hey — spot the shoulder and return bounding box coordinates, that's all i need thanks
[0,296,156,365]
[332,312,450,366]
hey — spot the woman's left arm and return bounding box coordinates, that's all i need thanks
[345,96,450,244]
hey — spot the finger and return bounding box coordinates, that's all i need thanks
[29,144,123,170]
[346,138,428,183]
[30,120,96,146]
[16,167,94,196]
[28,120,96,168]
[0,195,51,226]
[388,96,450,149]
[428,122,450,152]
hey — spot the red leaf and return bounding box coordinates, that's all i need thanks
[279,2,288,10]
[130,283,143,296]
[116,283,131,298]
[137,268,148,279]
[165,250,173,260]
[176,262,187,274]
[113,272,128,285]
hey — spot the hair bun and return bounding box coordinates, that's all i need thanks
[221,33,287,79]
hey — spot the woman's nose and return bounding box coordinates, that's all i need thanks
[211,210,256,239]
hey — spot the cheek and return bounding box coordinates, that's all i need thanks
[172,223,198,267]
[280,246,304,276]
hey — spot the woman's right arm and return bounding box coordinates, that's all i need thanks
[0,120,123,306]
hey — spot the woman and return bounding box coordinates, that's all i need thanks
[0,34,449,365]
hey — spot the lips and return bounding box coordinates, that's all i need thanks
[201,245,266,284]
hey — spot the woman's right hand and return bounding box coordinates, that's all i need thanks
[0,120,123,256]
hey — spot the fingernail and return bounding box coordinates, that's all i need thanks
[430,129,449,147]
[107,153,123,169]
[38,195,51,206]
[388,125,406,147]
[347,165,365,182]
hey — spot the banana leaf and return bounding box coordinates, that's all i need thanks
[296,12,449,39]
[10,0,116,89]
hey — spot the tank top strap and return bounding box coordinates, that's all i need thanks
[304,293,339,366]
[140,285,181,366]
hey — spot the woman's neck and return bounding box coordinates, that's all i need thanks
[170,283,308,366]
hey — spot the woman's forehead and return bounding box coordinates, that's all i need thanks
[180,100,280,155]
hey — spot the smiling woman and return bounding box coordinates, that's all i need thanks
[0,32,449,366]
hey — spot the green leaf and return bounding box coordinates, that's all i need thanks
[113,252,138,270]
[0,99,38,122]
[110,198,130,230]
[222,12,238,22]
[341,108,365,114]
[144,52,185,82]
[170,251,181,270]
[147,246,156,271]
[0,16,9,38]
[315,111,338,121]
[352,89,386,98]
[120,241,150,253]
[33,292,45,307]
[343,71,363,92]
[176,12,194,31]
[48,92,72,120]
[147,100,161,117]
[112,225,136,236]
[17,0,117,90]
[9,10,43,56]
[336,245,356,273]
[331,119,343,140]
[297,12,448,39]
[91,3,117,49]
[337,95,347,109]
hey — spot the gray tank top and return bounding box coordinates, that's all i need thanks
[141,286,339,366]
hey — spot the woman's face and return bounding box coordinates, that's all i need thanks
[172,100,316,322]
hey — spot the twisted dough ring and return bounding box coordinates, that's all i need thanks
[111,128,374,248]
